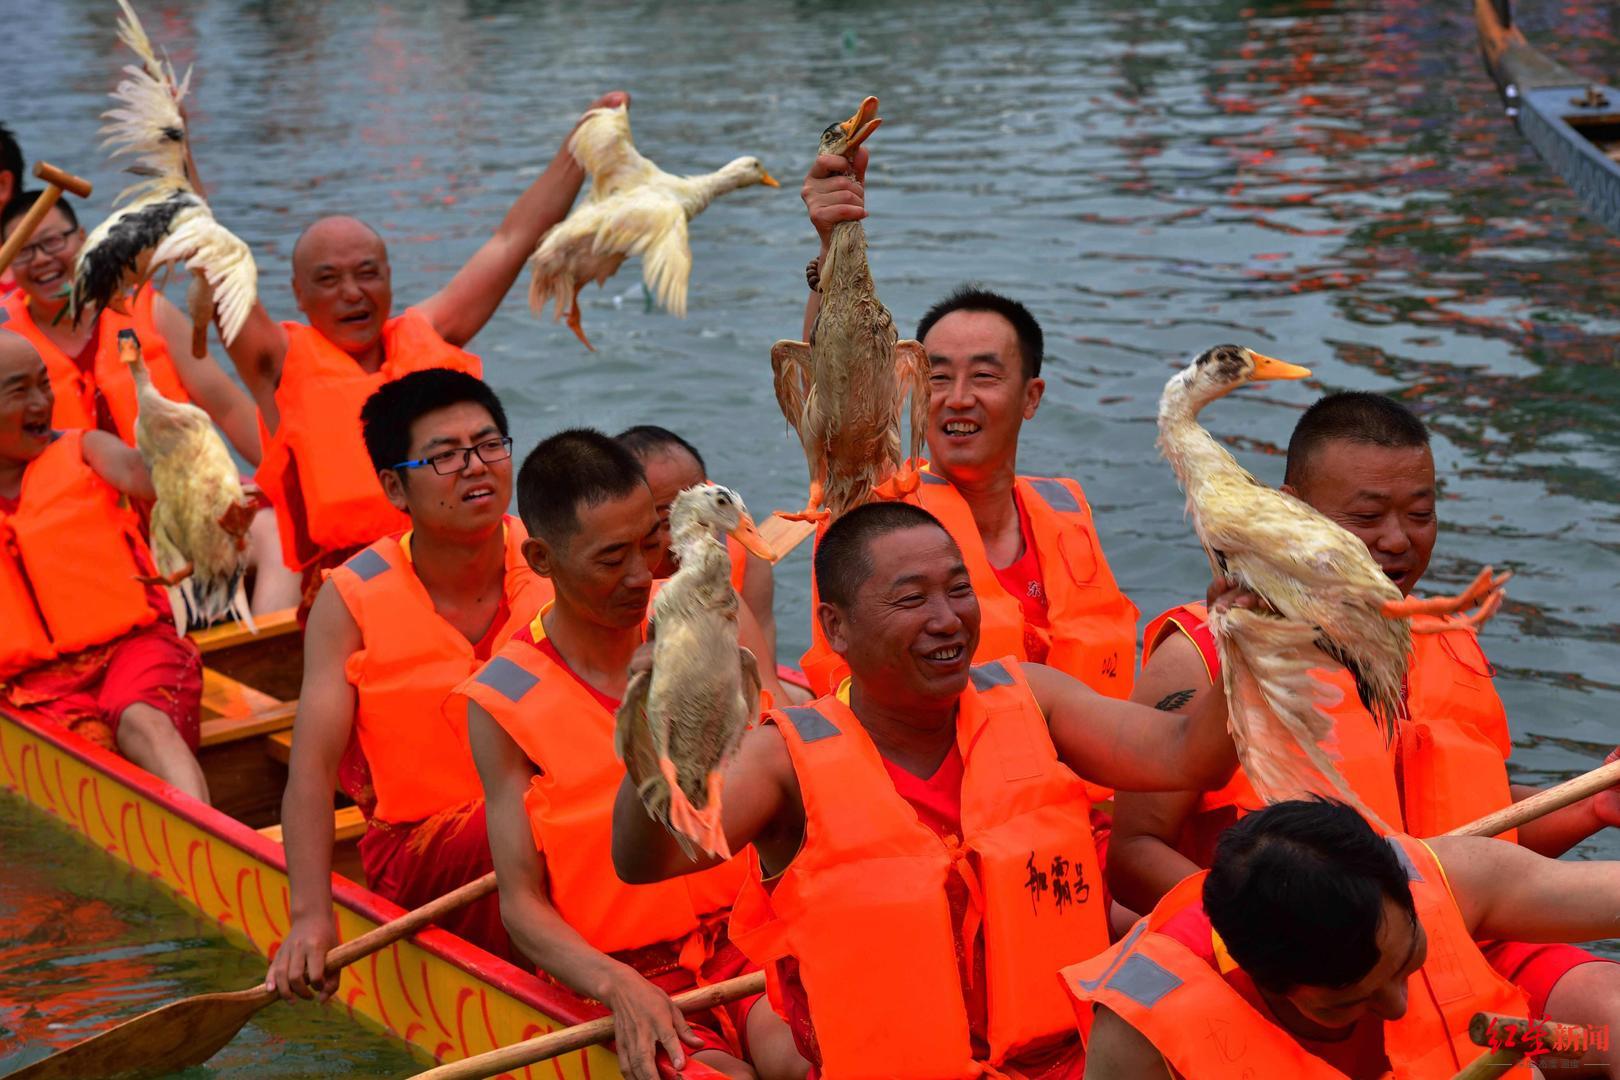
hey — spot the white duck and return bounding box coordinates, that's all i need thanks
[120,330,257,634]
[1158,345,1508,822]
[615,483,774,859]
[528,103,778,350]
[71,0,257,353]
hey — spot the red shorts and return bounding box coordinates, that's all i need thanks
[625,933,756,1060]
[1481,940,1614,1019]
[3,623,202,752]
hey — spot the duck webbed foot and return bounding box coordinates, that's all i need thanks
[778,477,830,523]
[1382,566,1512,631]
[658,757,732,861]
[565,284,595,351]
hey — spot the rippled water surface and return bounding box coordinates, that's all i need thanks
[7,0,1620,1073]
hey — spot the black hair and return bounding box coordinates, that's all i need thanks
[518,427,647,544]
[359,368,508,473]
[915,284,1045,380]
[815,501,953,608]
[616,424,707,475]
[1284,391,1430,489]
[1203,799,1417,994]
[1,189,77,237]
[0,124,23,212]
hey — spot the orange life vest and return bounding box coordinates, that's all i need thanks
[256,309,481,570]
[729,659,1109,1079]
[0,287,189,445]
[1141,603,1516,859]
[448,614,747,956]
[0,431,157,679]
[327,518,551,825]
[1062,835,1531,1078]
[800,469,1138,703]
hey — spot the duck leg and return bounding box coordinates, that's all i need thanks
[888,338,931,496]
[136,561,194,588]
[564,283,595,352]
[658,757,731,861]
[1382,567,1512,630]
[187,271,215,358]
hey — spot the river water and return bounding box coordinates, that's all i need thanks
[5,0,1620,1074]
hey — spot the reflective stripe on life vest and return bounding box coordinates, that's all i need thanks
[447,620,747,955]
[1061,834,1531,1078]
[0,430,157,678]
[800,467,1138,705]
[1,287,189,445]
[729,659,1108,1078]
[328,516,550,825]
[256,309,481,570]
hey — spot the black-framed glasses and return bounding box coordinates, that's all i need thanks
[11,227,76,267]
[391,436,513,475]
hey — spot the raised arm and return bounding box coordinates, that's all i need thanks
[81,429,155,502]
[798,147,868,341]
[151,292,263,463]
[468,699,701,1080]
[266,581,361,1001]
[417,91,627,347]
[1433,834,1620,944]
[218,301,290,428]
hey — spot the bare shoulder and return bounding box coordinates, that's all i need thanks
[1085,1004,1175,1079]
[1132,630,1213,713]
[303,578,361,655]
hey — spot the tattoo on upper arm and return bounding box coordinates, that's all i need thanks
[1154,689,1196,712]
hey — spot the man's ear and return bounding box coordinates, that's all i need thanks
[818,601,850,657]
[1023,376,1046,421]
[378,468,409,512]
[1279,482,1300,499]
[523,534,556,579]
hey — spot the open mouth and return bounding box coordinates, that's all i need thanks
[942,419,981,438]
[30,266,64,288]
[1383,567,1410,587]
[922,644,966,666]
[461,484,496,504]
[338,310,373,327]
[21,419,49,439]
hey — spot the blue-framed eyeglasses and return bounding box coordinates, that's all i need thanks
[391,436,513,475]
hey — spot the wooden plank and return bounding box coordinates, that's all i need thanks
[264,728,293,765]
[258,804,366,845]
[200,667,282,723]
[199,701,297,749]
[189,607,299,655]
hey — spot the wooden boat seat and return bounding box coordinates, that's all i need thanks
[188,606,299,655]
[264,727,294,765]
[257,804,366,845]
[198,667,296,749]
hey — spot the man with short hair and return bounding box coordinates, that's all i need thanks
[453,429,791,1080]
[1111,390,1620,1071]
[613,501,1242,1080]
[267,370,549,1001]
[797,150,1137,703]
[616,423,779,669]
[220,92,625,604]
[1070,799,1620,1079]
[0,333,207,801]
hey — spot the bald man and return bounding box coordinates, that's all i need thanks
[220,92,626,604]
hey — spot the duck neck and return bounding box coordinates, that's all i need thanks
[820,220,872,297]
[680,169,745,216]
[670,521,731,603]
[1157,377,1240,495]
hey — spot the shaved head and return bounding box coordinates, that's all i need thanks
[291,215,385,276]
[0,330,43,371]
[289,215,394,355]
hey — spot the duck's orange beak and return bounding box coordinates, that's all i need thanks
[729,512,775,561]
[759,171,781,188]
[839,96,882,154]
[1248,351,1311,381]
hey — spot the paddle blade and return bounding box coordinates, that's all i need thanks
[5,984,274,1080]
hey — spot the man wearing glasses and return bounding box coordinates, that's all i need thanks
[267,369,551,1001]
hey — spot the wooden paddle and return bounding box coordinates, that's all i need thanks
[0,162,93,276]
[408,971,765,1080]
[759,513,817,564]
[1447,757,1620,838]
[8,871,497,1080]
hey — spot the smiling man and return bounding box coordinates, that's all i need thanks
[1110,391,1620,1073]
[613,502,1243,1080]
[1070,799,1620,1080]
[798,147,1137,703]
[219,92,625,612]
[268,370,551,1000]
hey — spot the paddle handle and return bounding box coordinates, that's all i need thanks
[1470,1011,1588,1052]
[324,871,496,972]
[1451,1046,1526,1080]
[0,162,93,276]
[1446,758,1620,838]
[409,971,766,1080]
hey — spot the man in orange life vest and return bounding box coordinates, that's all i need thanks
[217,91,627,607]
[266,370,549,1001]
[0,193,301,614]
[616,424,781,676]
[613,501,1244,1080]
[797,145,1138,701]
[0,333,207,802]
[452,429,795,1080]
[1071,799,1620,1080]
[1110,391,1620,1070]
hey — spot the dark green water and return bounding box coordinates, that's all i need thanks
[6,0,1620,1073]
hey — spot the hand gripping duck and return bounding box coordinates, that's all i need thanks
[615,484,774,860]
[118,330,257,633]
[71,0,257,356]
[528,102,779,350]
[1158,345,1509,824]
[771,97,930,522]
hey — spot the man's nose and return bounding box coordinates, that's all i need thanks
[1373,518,1410,554]
[1369,979,1409,1021]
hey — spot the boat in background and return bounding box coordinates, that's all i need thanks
[1475,0,1620,234]
[0,610,751,1079]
